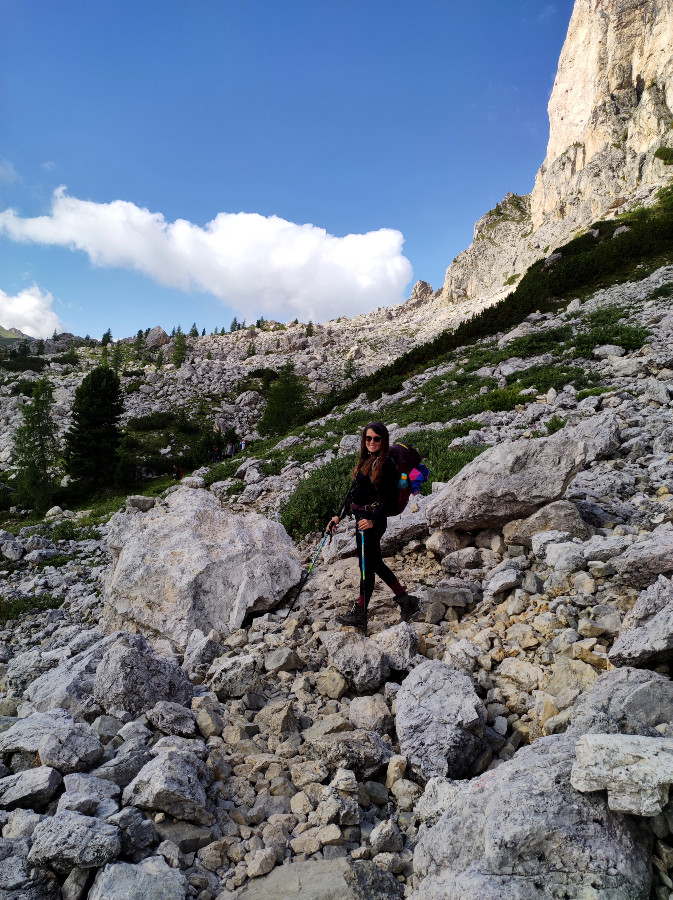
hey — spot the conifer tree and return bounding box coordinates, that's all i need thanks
[111,342,124,373]
[258,363,308,435]
[172,330,187,367]
[133,329,145,359]
[12,378,58,511]
[101,328,112,346]
[64,367,123,484]
[189,322,199,337]
[230,317,239,332]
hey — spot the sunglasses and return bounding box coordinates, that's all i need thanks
[365,434,382,443]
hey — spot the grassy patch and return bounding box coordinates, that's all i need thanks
[50,521,102,541]
[505,363,600,393]
[576,386,613,401]
[0,593,62,622]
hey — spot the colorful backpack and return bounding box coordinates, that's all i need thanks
[389,442,430,515]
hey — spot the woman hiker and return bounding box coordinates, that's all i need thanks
[326,421,419,632]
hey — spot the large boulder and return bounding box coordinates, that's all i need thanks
[502,500,590,547]
[426,413,619,532]
[93,634,193,718]
[613,526,673,590]
[144,325,169,349]
[25,631,120,720]
[320,632,390,693]
[412,735,651,900]
[396,660,486,781]
[27,810,120,873]
[609,575,673,667]
[567,667,673,737]
[88,856,187,900]
[103,488,302,650]
[238,857,403,899]
[0,837,61,900]
[121,749,214,826]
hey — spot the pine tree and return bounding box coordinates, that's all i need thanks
[111,342,124,373]
[12,378,58,512]
[172,331,187,367]
[133,329,145,359]
[201,327,206,336]
[101,328,112,346]
[258,363,308,435]
[36,339,45,355]
[305,321,314,337]
[64,367,124,484]
[189,322,199,337]
[230,317,239,332]
[155,349,164,369]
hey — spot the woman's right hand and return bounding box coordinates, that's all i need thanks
[327,516,339,534]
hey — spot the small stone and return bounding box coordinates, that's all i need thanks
[315,670,348,700]
[369,819,403,854]
[385,755,407,789]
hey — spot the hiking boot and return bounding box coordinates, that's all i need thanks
[336,601,367,633]
[397,593,420,623]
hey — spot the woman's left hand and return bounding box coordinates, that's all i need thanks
[358,519,374,531]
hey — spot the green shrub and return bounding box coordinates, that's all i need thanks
[573,323,649,356]
[50,521,78,541]
[281,454,356,539]
[127,411,177,431]
[506,325,572,358]
[124,379,142,394]
[647,283,673,300]
[0,593,62,622]
[9,378,35,397]
[506,364,599,393]
[655,146,673,165]
[0,356,47,373]
[576,386,612,401]
[545,414,567,435]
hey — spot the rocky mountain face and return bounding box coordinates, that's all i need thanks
[441,0,673,306]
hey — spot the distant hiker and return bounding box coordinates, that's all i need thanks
[213,446,222,463]
[327,421,419,632]
[239,439,247,452]
[172,463,183,480]
[226,441,234,458]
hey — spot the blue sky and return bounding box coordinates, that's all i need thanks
[0,0,574,339]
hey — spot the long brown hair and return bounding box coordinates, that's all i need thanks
[352,421,390,485]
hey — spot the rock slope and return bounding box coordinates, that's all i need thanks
[1,265,673,898]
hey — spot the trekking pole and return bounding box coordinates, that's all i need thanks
[360,528,367,637]
[285,531,330,620]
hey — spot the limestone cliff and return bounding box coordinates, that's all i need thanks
[439,0,673,305]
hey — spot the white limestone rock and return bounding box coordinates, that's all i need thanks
[103,487,302,649]
[571,733,673,816]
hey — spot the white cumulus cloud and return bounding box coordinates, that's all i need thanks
[0,188,413,322]
[0,285,65,338]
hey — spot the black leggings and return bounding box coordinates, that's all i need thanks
[355,518,397,603]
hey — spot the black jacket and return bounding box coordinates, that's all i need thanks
[338,455,398,524]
